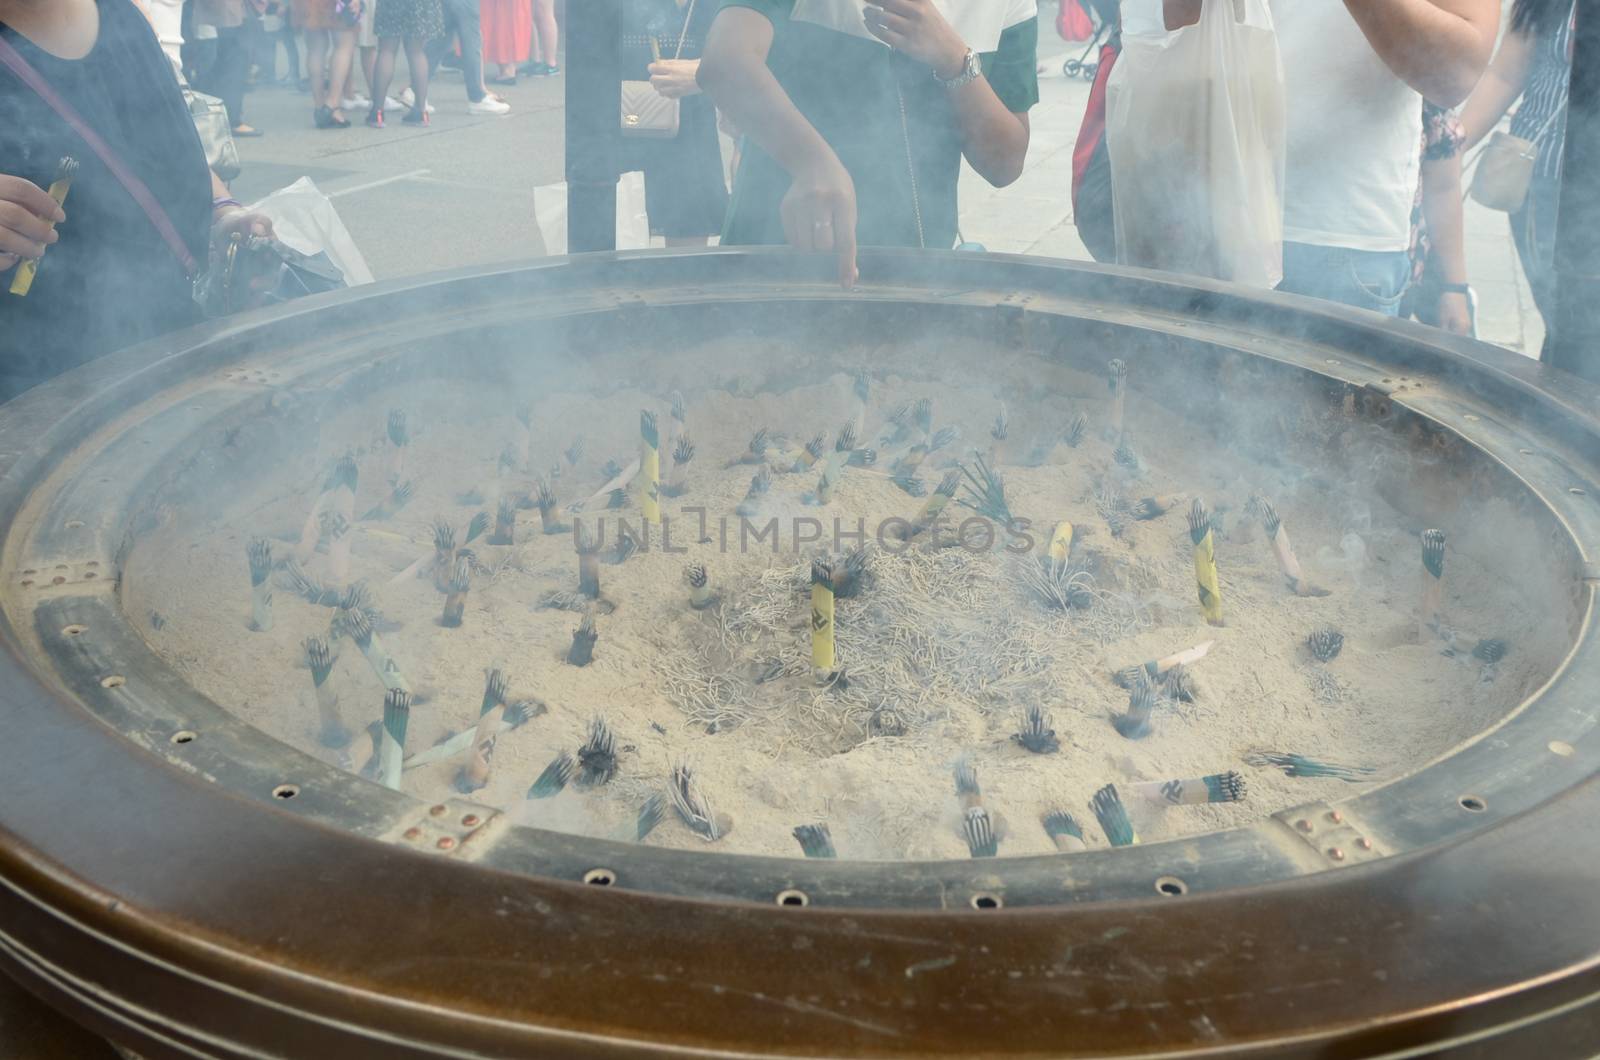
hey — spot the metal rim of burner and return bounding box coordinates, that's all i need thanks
[0,249,1594,1057]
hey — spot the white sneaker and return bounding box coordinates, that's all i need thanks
[342,94,371,110]
[396,88,435,114]
[468,94,511,115]
[383,94,407,111]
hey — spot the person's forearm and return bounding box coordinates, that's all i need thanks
[1342,0,1498,108]
[1421,154,1468,283]
[927,46,1029,187]
[697,9,839,180]
[1459,32,1534,150]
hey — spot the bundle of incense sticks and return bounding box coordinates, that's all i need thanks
[793,823,837,859]
[790,432,826,473]
[664,434,694,497]
[1112,639,1214,687]
[638,410,661,524]
[575,519,601,599]
[963,807,998,858]
[1188,499,1225,627]
[903,469,961,539]
[1259,500,1329,597]
[671,761,728,841]
[1133,493,1184,521]
[304,636,349,748]
[988,404,1008,467]
[489,497,516,546]
[377,688,411,791]
[440,554,471,628]
[1046,520,1074,563]
[1012,704,1059,754]
[360,481,414,521]
[527,751,576,799]
[345,607,410,693]
[404,698,543,769]
[684,563,714,610]
[1042,810,1086,852]
[576,717,618,786]
[512,403,532,473]
[567,614,598,666]
[534,479,566,534]
[735,468,771,517]
[9,157,77,297]
[1420,529,1446,638]
[455,670,508,794]
[1111,673,1156,739]
[385,410,409,485]
[247,539,273,632]
[1131,771,1246,807]
[429,519,456,591]
[1089,784,1138,847]
[297,457,357,565]
[1105,358,1128,439]
[810,557,836,679]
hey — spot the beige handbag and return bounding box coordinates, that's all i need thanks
[621,0,697,138]
[1470,105,1564,213]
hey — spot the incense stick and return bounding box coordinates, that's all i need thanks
[988,404,1008,467]
[684,563,715,610]
[1189,499,1225,627]
[404,698,541,769]
[534,478,567,535]
[577,717,618,786]
[247,538,273,632]
[1260,500,1329,597]
[488,497,516,547]
[1111,672,1156,739]
[527,751,575,799]
[455,669,508,794]
[963,806,998,858]
[1307,628,1344,663]
[567,614,598,666]
[735,468,772,517]
[360,481,415,521]
[664,434,694,498]
[671,760,730,841]
[1245,749,1377,782]
[440,554,471,628]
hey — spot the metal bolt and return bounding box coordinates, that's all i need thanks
[1357,837,1373,851]
[1326,810,1343,824]
[1327,847,1345,861]
[1296,818,1312,833]
[403,827,421,840]
[462,814,481,827]
[436,836,456,850]
[430,804,447,816]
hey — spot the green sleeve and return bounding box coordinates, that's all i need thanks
[715,0,793,19]
[980,16,1040,113]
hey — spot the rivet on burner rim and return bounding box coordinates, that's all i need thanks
[430,804,448,816]
[1327,847,1345,861]
[437,837,456,850]
[1357,837,1373,850]
[1327,810,1343,824]
[1296,819,1312,832]
[403,827,421,840]
[462,814,481,827]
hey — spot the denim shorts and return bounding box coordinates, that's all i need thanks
[1277,241,1412,317]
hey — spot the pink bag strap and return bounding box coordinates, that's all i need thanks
[0,32,199,277]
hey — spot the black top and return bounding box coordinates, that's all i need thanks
[0,0,211,401]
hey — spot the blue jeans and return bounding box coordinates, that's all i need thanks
[1278,242,1411,317]
[426,0,487,101]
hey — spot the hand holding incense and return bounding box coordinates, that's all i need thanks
[247,538,274,632]
[1189,499,1225,627]
[8,157,76,297]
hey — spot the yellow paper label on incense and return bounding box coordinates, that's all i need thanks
[639,441,660,524]
[1048,521,1074,563]
[811,583,835,672]
[1192,530,1224,625]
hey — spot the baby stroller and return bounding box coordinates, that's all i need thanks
[1058,0,1117,80]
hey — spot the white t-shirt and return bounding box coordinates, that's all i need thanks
[1273,2,1420,252]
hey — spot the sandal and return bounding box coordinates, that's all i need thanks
[402,107,429,126]
[313,105,336,129]
[365,105,385,129]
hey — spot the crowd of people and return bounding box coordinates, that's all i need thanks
[0,0,1583,402]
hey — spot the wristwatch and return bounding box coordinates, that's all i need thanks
[934,48,981,88]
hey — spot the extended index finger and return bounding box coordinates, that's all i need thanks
[0,175,65,223]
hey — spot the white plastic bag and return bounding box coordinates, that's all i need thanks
[248,177,373,287]
[532,172,652,255]
[1106,0,1286,287]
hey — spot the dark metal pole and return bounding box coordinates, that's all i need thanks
[1548,0,1600,380]
[564,0,621,253]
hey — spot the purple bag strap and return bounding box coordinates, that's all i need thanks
[0,32,199,277]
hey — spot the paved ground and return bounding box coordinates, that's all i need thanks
[229,43,1544,358]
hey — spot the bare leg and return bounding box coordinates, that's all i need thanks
[371,36,401,121]
[327,27,358,121]
[404,35,431,116]
[360,45,377,100]
[533,0,557,67]
[305,29,329,110]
